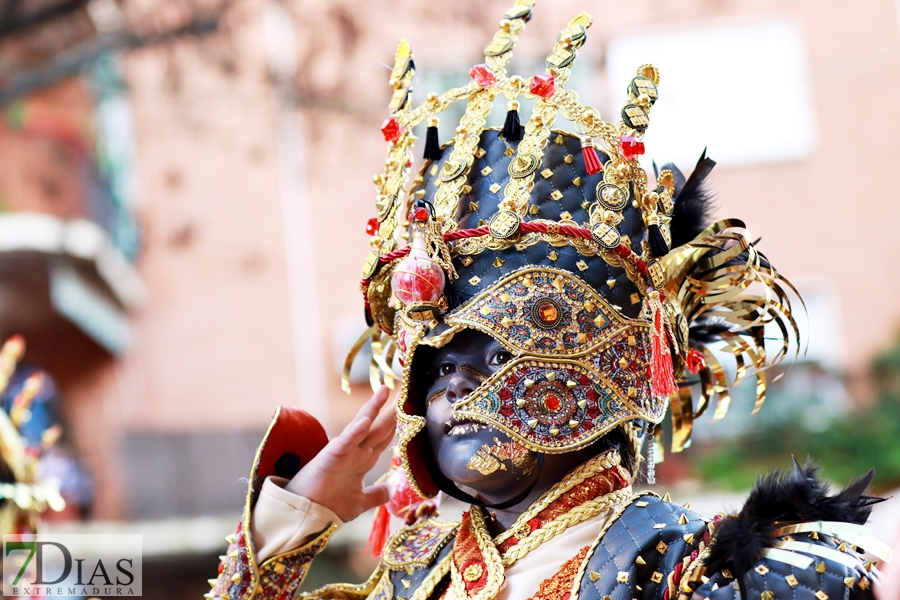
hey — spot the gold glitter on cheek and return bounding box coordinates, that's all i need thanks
[467,445,507,475]
[494,440,538,476]
[466,439,538,476]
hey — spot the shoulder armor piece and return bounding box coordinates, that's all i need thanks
[574,493,707,600]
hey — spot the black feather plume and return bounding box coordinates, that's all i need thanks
[704,459,883,599]
[667,149,717,248]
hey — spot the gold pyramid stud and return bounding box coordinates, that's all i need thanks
[683,533,694,544]
[677,513,688,525]
[662,492,671,502]
[208,579,217,587]
[635,556,646,565]
[231,572,242,583]
[844,577,855,588]
[588,571,600,582]
[225,534,236,544]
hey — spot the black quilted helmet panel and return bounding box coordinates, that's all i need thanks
[413,128,647,318]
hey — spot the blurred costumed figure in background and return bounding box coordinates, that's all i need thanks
[0,336,67,533]
[207,2,892,598]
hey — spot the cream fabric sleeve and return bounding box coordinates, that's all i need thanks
[251,476,344,562]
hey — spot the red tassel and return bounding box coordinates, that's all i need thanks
[651,310,678,397]
[581,137,603,175]
[366,504,391,557]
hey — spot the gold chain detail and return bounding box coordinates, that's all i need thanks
[501,14,591,217]
[432,4,534,230]
[450,232,646,292]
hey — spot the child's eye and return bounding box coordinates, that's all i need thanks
[489,350,513,366]
[438,363,457,377]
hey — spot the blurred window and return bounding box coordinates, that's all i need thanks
[606,19,818,168]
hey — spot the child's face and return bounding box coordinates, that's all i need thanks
[421,330,539,500]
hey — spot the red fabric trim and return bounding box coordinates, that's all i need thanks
[255,408,329,481]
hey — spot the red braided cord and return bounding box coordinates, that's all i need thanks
[444,226,490,241]
[370,225,649,282]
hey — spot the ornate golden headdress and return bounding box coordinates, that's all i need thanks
[347,0,801,495]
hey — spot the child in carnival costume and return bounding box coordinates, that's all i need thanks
[208,3,891,598]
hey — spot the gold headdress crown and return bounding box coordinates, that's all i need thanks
[350,1,802,494]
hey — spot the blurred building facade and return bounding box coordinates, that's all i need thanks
[1,0,899,559]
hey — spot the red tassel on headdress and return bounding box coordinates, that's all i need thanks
[366,504,391,557]
[581,137,603,175]
[651,304,678,397]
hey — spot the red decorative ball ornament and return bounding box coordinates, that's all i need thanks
[381,117,402,143]
[391,221,446,305]
[530,73,556,99]
[365,217,380,236]
[469,64,496,87]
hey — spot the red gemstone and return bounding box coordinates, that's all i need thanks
[544,394,561,412]
[620,135,645,159]
[413,207,429,222]
[469,64,496,87]
[381,117,402,142]
[366,217,380,236]
[530,73,556,99]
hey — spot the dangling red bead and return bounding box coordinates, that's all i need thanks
[530,73,556,99]
[365,217,380,236]
[581,137,603,175]
[469,64,496,87]
[381,117,402,143]
[620,135,645,159]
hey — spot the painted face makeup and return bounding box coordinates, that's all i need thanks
[420,330,544,497]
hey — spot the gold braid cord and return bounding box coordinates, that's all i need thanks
[501,487,632,567]
[451,506,507,600]
[432,1,535,229]
[660,219,803,452]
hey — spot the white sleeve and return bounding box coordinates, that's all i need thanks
[251,476,344,562]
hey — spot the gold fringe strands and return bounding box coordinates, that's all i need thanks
[659,219,804,450]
